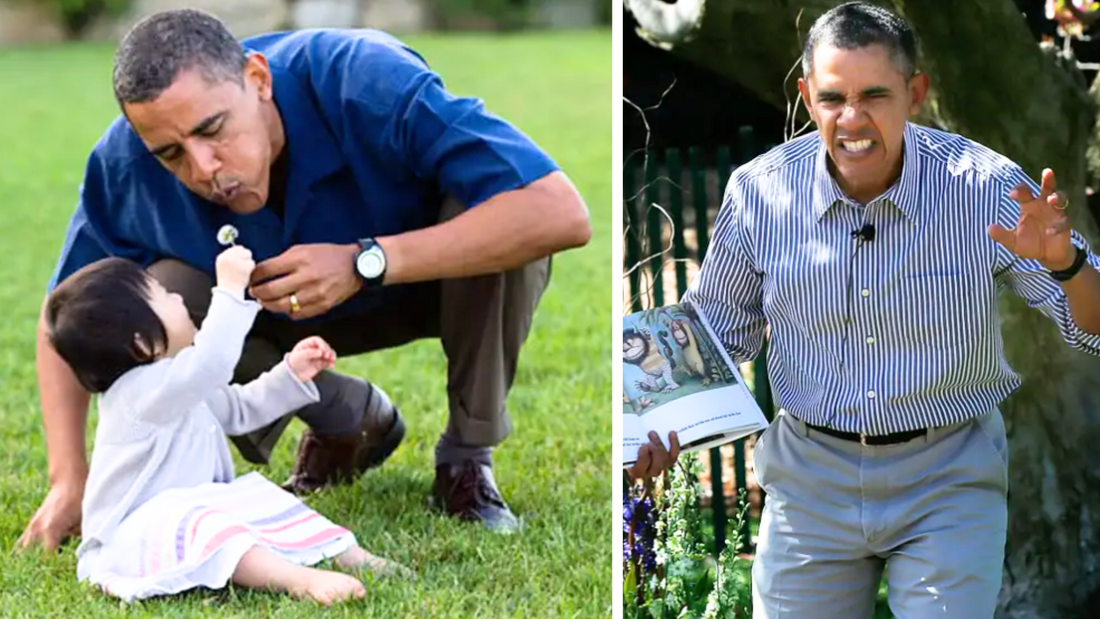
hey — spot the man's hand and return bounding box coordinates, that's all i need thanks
[989,168,1075,271]
[215,245,256,298]
[248,244,361,320]
[17,483,83,552]
[626,431,681,480]
[287,336,337,382]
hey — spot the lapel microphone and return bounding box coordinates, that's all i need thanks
[851,224,876,242]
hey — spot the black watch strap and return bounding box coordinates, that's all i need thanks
[1050,245,1088,282]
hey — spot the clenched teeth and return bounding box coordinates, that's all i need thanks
[841,139,873,152]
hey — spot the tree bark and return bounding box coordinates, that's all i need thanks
[626,1,1100,617]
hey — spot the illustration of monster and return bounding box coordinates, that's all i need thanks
[623,325,680,393]
[670,318,711,386]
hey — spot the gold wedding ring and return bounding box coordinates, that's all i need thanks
[289,293,301,313]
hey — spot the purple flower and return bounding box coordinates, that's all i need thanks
[623,482,659,574]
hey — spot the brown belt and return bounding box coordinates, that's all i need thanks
[805,422,926,446]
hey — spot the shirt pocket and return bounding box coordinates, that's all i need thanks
[889,272,977,350]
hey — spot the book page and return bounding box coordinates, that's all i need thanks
[637,384,762,453]
[622,411,647,466]
[622,300,768,466]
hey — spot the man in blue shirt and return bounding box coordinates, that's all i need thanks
[631,3,1100,618]
[19,8,591,548]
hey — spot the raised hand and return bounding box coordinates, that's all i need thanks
[287,336,337,382]
[215,245,256,298]
[988,168,1075,271]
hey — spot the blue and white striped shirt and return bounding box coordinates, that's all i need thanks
[683,122,1100,435]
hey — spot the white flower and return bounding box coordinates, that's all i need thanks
[217,224,239,246]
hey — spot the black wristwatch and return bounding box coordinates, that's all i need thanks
[354,238,387,287]
[1049,245,1088,282]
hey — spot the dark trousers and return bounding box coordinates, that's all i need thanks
[148,197,551,464]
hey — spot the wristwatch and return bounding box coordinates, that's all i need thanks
[354,238,387,287]
[1049,244,1088,282]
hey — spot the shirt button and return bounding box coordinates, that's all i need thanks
[865,336,876,345]
[867,390,876,399]
[861,288,870,297]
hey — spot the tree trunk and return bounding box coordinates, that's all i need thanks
[626,1,1100,616]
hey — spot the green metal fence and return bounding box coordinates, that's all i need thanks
[623,128,777,554]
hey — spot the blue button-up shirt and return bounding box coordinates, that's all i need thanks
[48,28,559,319]
[683,122,1100,435]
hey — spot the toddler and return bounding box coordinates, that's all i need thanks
[45,246,406,605]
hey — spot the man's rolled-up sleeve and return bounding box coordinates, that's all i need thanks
[395,72,560,208]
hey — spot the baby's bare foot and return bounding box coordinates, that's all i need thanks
[289,568,365,606]
[336,546,415,579]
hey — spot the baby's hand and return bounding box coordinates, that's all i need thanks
[288,336,336,382]
[215,246,255,297]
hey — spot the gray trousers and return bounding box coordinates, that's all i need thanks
[148,196,551,464]
[752,409,1009,619]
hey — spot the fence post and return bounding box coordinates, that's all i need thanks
[644,151,664,308]
[689,146,711,259]
[714,147,737,555]
[715,146,733,195]
[737,126,756,163]
[625,162,643,313]
[667,148,688,297]
[687,146,728,555]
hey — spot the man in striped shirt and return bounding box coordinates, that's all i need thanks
[630,2,1100,618]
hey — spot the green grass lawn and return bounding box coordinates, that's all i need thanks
[0,30,611,618]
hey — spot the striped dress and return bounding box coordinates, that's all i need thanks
[86,472,355,602]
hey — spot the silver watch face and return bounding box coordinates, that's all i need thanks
[357,249,385,278]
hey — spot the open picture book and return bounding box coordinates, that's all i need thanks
[622,298,769,467]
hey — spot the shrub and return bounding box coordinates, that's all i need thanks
[20,0,133,39]
[431,0,536,31]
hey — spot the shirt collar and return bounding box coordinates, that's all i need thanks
[811,142,848,222]
[812,121,923,223]
[880,122,922,223]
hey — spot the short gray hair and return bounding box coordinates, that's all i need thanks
[802,2,918,80]
[112,8,247,105]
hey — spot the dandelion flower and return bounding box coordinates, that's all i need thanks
[217,225,239,246]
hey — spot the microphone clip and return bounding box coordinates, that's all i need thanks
[851,224,875,242]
